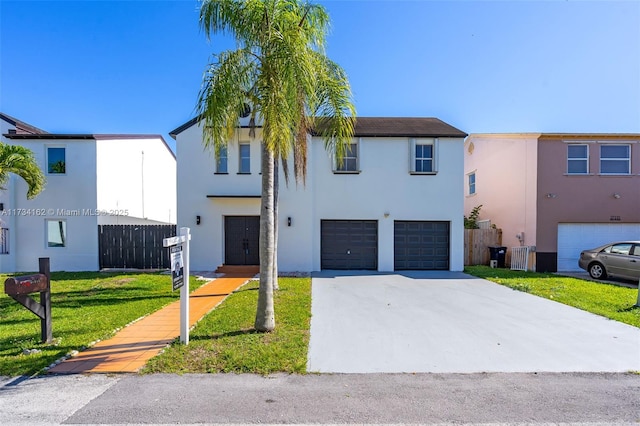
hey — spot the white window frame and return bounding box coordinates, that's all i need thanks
[333,139,359,173]
[46,219,67,248]
[238,142,251,174]
[410,138,437,174]
[467,171,476,195]
[566,144,589,175]
[46,145,66,175]
[599,144,631,175]
[215,145,228,174]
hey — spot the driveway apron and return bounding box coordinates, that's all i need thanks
[307,271,640,373]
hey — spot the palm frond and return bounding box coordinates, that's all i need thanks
[0,143,46,199]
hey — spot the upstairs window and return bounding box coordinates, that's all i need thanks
[47,147,66,174]
[410,138,437,174]
[468,172,476,195]
[238,143,250,174]
[334,142,359,173]
[567,144,588,174]
[215,145,228,173]
[600,144,630,175]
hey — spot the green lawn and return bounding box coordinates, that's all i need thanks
[4,267,635,377]
[465,266,640,328]
[142,277,311,375]
[0,271,200,376]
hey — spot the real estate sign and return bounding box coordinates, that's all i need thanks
[163,227,191,345]
[170,245,184,291]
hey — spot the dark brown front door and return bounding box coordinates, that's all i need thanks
[225,216,260,265]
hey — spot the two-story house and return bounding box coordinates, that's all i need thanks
[0,113,177,272]
[464,133,640,272]
[171,116,467,272]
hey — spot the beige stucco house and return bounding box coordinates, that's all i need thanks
[464,133,640,272]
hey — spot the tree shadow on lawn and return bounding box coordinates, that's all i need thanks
[189,328,259,342]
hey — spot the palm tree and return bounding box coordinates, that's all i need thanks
[198,0,355,331]
[0,142,45,199]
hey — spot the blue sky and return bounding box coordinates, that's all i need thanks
[1,0,639,152]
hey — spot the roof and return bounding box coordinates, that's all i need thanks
[468,132,640,140]
[3,133,176,159]
[169,116,201,139]
[170,116,467,139]
[348,117,467,138]
[0,112,48,135]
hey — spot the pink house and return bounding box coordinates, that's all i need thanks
[464,133,640,272]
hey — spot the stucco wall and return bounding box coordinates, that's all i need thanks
[6,139,99,272]
[96,136,176,225]
[536,136,640,252]
[177,123,465,272]
[463,134,539,251]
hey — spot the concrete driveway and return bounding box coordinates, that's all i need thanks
[307,271,640,373]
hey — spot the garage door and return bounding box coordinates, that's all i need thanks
[557,223,640,271]
[394,221,450,270]
[321,220,377,270]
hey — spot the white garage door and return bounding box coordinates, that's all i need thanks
[557,223,640,271]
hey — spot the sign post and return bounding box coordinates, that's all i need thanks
[163,227,191,344]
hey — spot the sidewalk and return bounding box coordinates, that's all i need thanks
[48,272,256,374]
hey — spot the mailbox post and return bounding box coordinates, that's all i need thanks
[4,258,52,343]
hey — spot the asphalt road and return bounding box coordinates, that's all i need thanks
[1,373,640,425]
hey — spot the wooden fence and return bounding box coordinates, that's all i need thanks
[464,228,503,266]
[98,225,176,269]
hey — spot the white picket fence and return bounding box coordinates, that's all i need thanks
[510,246,530,271]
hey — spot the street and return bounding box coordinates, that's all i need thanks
[1,372,639,425]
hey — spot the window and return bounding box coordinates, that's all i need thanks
[468,172,476,195]
[410,138,437,174]
[600,144,630,175]
[216,145,228,173]
[567,144,588,174]
[239,143,250,173]
[47,147,66,174]
[415,144,434,172]
[46,219,66,247]
[605,243,632,255]
[335,142,358,172]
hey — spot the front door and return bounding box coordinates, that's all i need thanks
[224,216,260,265]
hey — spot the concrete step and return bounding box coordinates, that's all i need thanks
[214,265,260,275]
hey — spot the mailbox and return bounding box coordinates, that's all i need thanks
[5,274,49,295]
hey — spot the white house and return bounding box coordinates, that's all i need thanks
[0,113,176,272]
[171,115,467,272]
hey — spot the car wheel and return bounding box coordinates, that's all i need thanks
[589,262,607,280]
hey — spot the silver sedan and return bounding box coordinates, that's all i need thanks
[578,241,640,280]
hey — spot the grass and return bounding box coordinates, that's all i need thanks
[465,266,640,328]
[142,277,311,375]
[0,271,202,376]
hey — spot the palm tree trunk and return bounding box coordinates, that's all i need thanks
[272,157,279,291]
[255,143,275,332]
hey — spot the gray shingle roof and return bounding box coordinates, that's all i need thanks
[170,116,467,139]
[349,117,466,138]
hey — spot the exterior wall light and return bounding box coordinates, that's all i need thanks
[287,217,292,227]
[612,193,621,199]
[196,215,201,225]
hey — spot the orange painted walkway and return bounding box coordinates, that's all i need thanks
[48,273,254,374]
